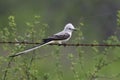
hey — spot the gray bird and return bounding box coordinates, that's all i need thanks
[10,23,76,57]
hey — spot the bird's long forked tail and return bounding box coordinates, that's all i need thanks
[9,41,53,57]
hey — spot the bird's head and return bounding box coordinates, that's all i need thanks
[64,23,76,32]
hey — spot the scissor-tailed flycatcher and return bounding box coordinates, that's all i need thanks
[10,23,76,57]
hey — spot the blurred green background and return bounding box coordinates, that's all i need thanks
[0,0,120,41]
[0,0,120,80]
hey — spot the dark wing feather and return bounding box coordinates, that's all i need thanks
[43,33,70,43]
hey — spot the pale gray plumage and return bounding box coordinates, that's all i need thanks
[10,23,76,57]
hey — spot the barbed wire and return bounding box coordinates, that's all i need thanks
[0,41,120,47]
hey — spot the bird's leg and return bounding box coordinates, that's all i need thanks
[61,42,67,47]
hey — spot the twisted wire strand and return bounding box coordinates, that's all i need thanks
[0,41,120,47]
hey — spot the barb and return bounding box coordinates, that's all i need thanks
[0,41,120,47]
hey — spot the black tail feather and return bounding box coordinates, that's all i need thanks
[42,38,53,43]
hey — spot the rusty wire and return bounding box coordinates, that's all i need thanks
[0,41,120,47]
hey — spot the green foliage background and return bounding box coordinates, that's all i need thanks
[0,0,120,80]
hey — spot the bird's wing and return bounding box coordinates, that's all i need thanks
[43,32,70,43]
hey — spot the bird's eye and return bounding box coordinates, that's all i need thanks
[69,28,72,30]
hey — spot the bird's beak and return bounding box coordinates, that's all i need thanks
[73,28,77,31]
